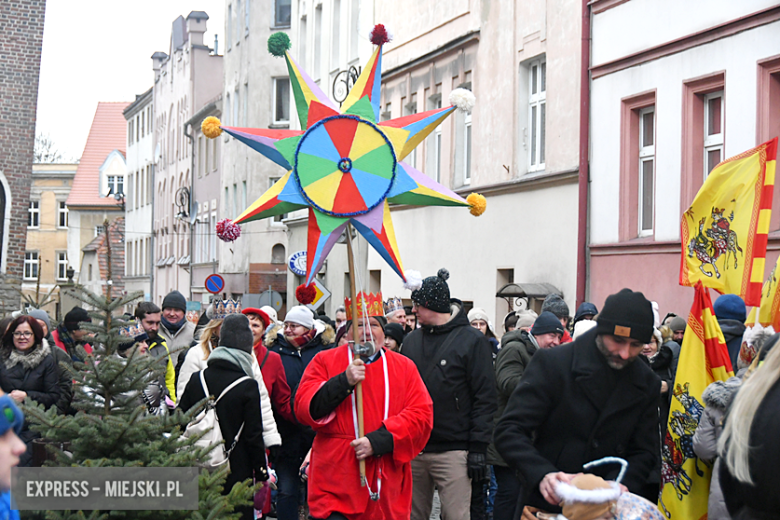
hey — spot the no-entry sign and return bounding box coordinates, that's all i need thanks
[205,274,225,295]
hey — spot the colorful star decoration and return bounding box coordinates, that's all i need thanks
[203,25,485,293]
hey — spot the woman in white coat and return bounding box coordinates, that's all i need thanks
[177,318,281,449]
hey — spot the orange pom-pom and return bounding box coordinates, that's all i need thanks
[296,283,317,305]
[202,116,222,139]
[467,193,487,216]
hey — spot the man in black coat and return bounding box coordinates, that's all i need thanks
[712,293,746,370]
[403,268,497,520]
[494,288,661,514]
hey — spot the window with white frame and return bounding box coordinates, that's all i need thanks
[95,225,105,237]
[638,107,655,236]
[24,252,38,280]
[275,0,291,26]
[56,252,67,281]
[270,177,289,223]
[108,175,123,195]
[236,0,242,45]
[242,181,247,210]
[273,78,291,125]
[529,58,546,171]
[243,84,249,126]
[464,111,472,185]
[28,201,39,228]
[127,172,134,209]
[245,0,250,35]
[234,88,240,128]
[225,93,231,126]
[704,91,724,178]
[58,201,68,228]
[210,213,217,261]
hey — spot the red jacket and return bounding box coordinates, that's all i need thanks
[51,328,93,360]
[254,341,295,423]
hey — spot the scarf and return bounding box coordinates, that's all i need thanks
[57,325,81,362]
[285,328,317,349]
[161,316,186,334]
[207,346,254,377]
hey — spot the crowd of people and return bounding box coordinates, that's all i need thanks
[0,274,778,520]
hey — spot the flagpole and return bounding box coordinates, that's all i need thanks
[345,223,367,487]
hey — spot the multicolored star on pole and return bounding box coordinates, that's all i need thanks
[204,26,485,291]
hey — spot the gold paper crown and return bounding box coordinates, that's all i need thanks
[384,296,404,316]
[345,292,384,320]
[214,299,242,319]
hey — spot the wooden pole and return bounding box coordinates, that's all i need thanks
[345,223,367,486]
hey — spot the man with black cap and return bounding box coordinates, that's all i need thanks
[403,268,497,520]
[51,306,93,362]
[541,294,573,343]
[486,311,564,520]
[158,290,195,369]
[494,288,661,516]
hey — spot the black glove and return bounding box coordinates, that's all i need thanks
[267,445,280,465]
[467,452,487,482]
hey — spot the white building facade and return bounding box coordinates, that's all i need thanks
[218,0,293,311]
[123,88,154,301]
[588,0,780,314]
[151,12,223,304]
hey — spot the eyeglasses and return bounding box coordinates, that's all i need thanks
[12,331,33,338]
[283,323,305,331]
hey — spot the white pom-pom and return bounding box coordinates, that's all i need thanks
[449,88,476,113]
[403,270,423,291]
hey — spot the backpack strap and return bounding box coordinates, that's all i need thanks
[215,375,252,403]
[259,349,271,371]
[199,370,211,399]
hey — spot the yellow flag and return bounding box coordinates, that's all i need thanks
[746,254,780,329]
[680,138,777,306]
[659,282,734,519]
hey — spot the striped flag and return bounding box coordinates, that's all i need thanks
[680,138,777,306]
[746,254,780,329]
[659,282,734,519]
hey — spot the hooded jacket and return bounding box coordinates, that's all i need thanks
[487,329,537,466]
[717,319,746,371]
[402,299,497,453]
[266,321,335,460]
[692,377,741,520]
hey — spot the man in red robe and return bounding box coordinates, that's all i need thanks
[296,293,434,520]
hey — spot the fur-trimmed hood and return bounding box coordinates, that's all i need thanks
[264,320,335,348]
[701,376,742,410]
[4,338,52,370]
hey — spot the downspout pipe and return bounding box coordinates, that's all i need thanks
[184,122,195,302]
[576,0,591,307]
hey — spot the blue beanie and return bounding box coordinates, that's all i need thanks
[0,395,23,436]
[713,294,746,323]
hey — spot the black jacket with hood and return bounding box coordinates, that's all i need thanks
[402,299,497,454]
[717,318,746,371]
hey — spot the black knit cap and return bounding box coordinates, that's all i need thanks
[530,311,565,337]
[161,290,187,312]
[384,323,405,346]
[596,288,654,343]
[219,314,254,353]
[411,268,451,313]
[64,307,91,332]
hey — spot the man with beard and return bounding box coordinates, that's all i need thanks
[158,291,196,370]
[134,302,177,403]
[494,289,660,516]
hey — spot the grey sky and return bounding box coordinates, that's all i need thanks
[36,1,226,161]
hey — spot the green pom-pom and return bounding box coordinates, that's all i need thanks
[267,32,291,58]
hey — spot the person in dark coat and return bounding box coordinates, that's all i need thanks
[402,268,497,520]
[713,294,746,370]
[178,314,268,520]
[494,289,661,515]
[265,305,334,520]
[0,316,60,467]
[27,309,73,415]
[51,307,93,362]
[718,335,780,518]
[487,312,564,520]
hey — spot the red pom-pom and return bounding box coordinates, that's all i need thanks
[296,283,317,305]
[369,24,391,46]
[216,218,242,242]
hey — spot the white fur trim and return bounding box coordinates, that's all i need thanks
[555,481,621,503]
[449,88,476,112]
[403,270,423,291]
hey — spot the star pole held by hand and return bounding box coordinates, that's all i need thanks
[202,24,487,304]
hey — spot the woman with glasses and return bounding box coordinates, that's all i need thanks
[265,305,335,520]
[0,316,60,466]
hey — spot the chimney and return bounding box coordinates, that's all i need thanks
[213,34,219,55]
[187,11,209,46]
[151,52,168,80]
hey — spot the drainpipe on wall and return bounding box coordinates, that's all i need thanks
[184,122,195,302]
[576,0,591,307]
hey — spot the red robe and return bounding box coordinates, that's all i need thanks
[296,345,433,520]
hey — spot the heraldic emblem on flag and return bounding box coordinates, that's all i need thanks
[680,138,777,306]
[659,282,734,519]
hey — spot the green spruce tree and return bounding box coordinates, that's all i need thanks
[22,222,255,519]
